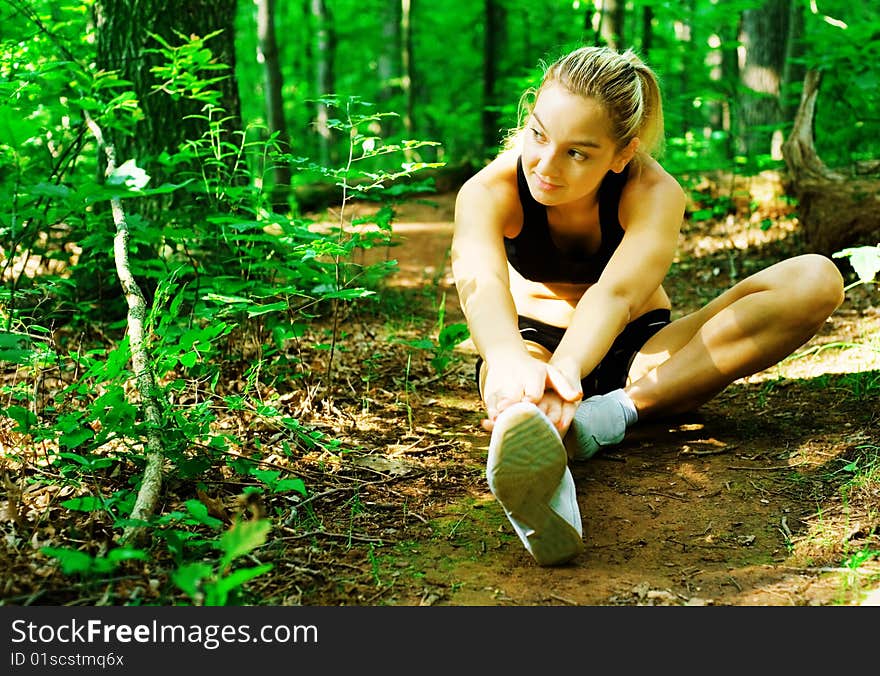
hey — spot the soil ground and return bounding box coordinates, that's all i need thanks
[2,180,880,607]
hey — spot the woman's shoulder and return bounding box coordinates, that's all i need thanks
[625,155,684,197]
[455,147,522,222]
[460,147,519,194]
[618,154,687,230]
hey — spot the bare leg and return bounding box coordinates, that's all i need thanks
[626,254,844,419]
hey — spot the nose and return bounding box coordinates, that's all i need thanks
[535,149,558,177]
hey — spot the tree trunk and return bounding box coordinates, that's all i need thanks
[736,0,789,158]
[256,0,292,211]
[482,0,506,152]
[311,0,335,167]
[299,0,316,160]
[675,1,695,137]
[89,0,242,316]
[780,0,805,121]
[90,0,243,533]
[782,70,880,257]
[641,5,654,57]
[400,0,415,140]
[377,1,402,104]
[717,23,740,160]
[94,0,242,186]
[597,0,624,49]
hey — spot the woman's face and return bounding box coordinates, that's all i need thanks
[521,83,631,207]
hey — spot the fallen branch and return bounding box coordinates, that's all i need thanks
[83,113,166,545]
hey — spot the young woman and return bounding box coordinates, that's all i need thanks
[451,45,844,567]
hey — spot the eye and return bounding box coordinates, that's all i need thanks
[530,127,545,141]
[569,149,587,160]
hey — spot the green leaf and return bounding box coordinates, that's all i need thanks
[214,563,273,597]
[0,333,30,349]
[59,427,94,450]
[185,499,224,529]
[438,323,470,349]
[272,478,307,495]
[312,287,376,300]
[61,496,104,512]
[247,301,289,317]
[833,246,880,284]
[406,338,435,350]
[29,182,72,199]
[172,561,214,598]
[4,405,37,432]
[106,547,149,564]
[842,458,860,473]
[55,452,94,467]
[249,468,280,484]
[0,348,34,364]
[41,547,100,575]
[179,351,198,368]
[41,546,140,577]
[218,519,271,567]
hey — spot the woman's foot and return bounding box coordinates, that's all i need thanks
[486,402,583,566]
[565,389,637,460]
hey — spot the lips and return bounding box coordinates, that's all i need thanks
[533,174,561,191]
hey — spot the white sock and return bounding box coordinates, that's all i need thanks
[567,388,637,461]
[606,388,638,427]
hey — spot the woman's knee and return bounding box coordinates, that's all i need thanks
[788,254,845,319]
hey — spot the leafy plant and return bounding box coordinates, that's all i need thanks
[833,245,880,290]
[171,517,274,606]
[0,14,456,608]
[398,291,469,377]
[41,546,149,577]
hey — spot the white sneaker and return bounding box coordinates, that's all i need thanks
[486,402,584,566]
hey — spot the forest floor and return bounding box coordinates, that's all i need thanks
[3,175,880,607]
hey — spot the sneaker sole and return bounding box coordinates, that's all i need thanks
[488,406,584,566]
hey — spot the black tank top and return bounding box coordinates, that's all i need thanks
[505,157,629,284]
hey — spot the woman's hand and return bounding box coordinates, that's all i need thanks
[480,353,548,431]
[480,358,582,433]
[537,364,583,434]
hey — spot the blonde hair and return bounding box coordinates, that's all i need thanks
[506,46,665,159]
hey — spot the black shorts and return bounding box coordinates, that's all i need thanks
[474,308,672,399]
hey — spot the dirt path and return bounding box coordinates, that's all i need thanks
[334,191,880,606]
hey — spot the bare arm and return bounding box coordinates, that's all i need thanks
[451,174,523,367]
[451,156,571,422]
[549,161,687,382]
